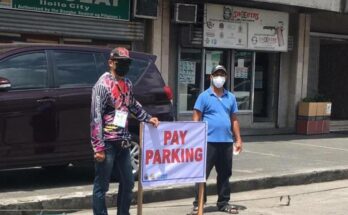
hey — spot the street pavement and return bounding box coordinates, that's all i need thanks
[1,133,348,214]
[71,179,348,215]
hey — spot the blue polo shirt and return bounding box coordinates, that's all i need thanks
[194,87,238,143]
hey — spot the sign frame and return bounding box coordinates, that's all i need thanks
[140,121,207,188]
[0,0,130,21]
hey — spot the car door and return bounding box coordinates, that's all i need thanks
[50,49,106,163]
[0,51,57,169]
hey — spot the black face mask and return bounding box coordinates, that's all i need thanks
[115,61,130,77]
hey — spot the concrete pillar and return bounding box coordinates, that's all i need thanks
[150,0,170,85]
[288,13,311,127]
[277,13,311,129]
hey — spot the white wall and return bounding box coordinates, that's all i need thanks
[151,0,170,85]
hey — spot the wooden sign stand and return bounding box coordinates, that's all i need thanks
[137,123,144,215]
[197,183,204,215]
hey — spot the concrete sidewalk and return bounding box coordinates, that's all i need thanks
[1,133,348,214]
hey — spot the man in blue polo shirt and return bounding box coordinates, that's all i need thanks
[191,65,243,214]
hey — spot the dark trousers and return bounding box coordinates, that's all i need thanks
[193,143,233,208]
[93,142,134,215]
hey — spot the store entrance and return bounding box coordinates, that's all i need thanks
[200,49,280,125]
[253,52,280,122]
[232,51,279,123]
[319,40,348,120]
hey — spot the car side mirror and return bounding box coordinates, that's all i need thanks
[0,77,11,91]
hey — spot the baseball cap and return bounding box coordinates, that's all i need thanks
[211,65,227,75]
[109,47,130,60]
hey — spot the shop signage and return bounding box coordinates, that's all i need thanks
[141,122,207,188]
[0,0,130,21]
[204,3,289,52]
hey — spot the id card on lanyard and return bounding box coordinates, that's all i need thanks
[113,81,129,128]
[113,110,128,128]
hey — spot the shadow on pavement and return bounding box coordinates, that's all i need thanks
[0,165,95,192]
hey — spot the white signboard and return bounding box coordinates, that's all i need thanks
[204,4,289,52]
[179,61,196,84]
[141,122,207,188]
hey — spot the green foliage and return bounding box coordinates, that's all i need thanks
[302,94,330,102]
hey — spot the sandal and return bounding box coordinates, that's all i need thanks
[219,204,238,214]
[187,206,198,215]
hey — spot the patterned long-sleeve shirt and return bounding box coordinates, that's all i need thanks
[90,72,151,152]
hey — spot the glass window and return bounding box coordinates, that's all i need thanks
[53,51,98,87]
[204,50,226,90]
[233,51,253,110]
[95,53,108,76]
[0,52,48,89]
[178,49,202,113]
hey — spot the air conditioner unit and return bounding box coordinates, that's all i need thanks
[134,0,158,19]
[174,3,197,24]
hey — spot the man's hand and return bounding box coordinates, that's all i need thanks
[94,151,105,162]
[234,139,243,154]
[149,117,160,127]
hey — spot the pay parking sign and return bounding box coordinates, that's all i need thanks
[141,122,207,188]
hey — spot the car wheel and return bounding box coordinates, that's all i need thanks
[130,135,140,178]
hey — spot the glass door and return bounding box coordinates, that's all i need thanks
[253,52,280,122]
[177,48,202,113]
[233,51,253,111]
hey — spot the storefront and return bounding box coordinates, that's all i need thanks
[309,11,348,131]
[175,3,289,128]
[0,0,145,49]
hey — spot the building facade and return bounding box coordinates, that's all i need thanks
[1,0,348,134]
[152,0,348,134]
[0,0,147,49]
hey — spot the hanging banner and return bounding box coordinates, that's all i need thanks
[204,3,289,52]
[141,122,207,188]
[0,0,130,21]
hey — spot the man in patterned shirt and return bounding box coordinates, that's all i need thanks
[91,47,159,215]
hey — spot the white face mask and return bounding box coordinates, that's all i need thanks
[212,76,226,88]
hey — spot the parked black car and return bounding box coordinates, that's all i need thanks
[0,44,174,175]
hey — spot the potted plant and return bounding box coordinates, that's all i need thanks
[297,94,331,135]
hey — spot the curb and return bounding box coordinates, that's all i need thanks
[1,168,348,214]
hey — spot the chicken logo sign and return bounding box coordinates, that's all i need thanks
[141,122,207,188]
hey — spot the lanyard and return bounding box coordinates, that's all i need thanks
[116,82,127,107]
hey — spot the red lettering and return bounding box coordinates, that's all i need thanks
[162,149,171,163]
[164,131,171,145]
[181,148,185,161]
[179,130,188,145]
[145,150,153,165]
[195,148,203,161]
[146,147,204,165]
[171,131,179,145]
[171,149,180,163]
[153,150,162,164]
[185,148,194,162]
